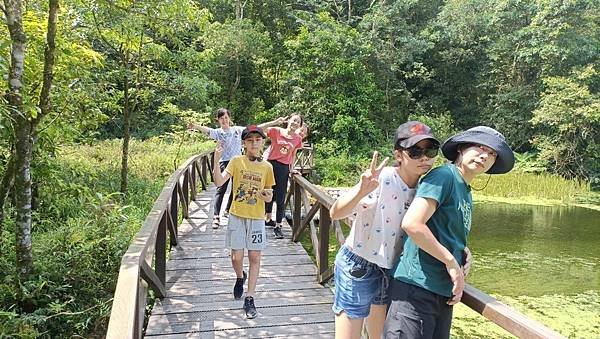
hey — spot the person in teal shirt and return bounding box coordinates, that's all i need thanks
[384,126,515,339]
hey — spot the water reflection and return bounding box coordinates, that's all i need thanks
[467,202,600,297]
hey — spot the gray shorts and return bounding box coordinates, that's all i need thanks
[226,214,267,251]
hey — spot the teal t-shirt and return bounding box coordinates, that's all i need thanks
[392,164,472,297]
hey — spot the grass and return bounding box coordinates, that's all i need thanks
[470,170,594,206]
[0,136,213,338]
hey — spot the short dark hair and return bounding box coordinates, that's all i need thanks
[215,108,230,119]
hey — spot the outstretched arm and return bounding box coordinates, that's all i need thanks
[401,197,465,305]
[258,116,288,129]
[330,151,389,220]
[187,121,212,134]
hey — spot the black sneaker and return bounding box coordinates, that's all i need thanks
[265,219,276,227]
[233,271,247,300]
[273,226,284,239]
[212,216,220,229]
[244,296,258,319]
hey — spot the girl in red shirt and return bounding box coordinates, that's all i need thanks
[264,113,304,239]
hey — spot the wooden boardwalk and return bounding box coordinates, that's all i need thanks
[145,185,335,338]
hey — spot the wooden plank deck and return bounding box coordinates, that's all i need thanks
[145,186,335,338]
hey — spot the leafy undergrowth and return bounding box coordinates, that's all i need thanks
[0,137,212,338]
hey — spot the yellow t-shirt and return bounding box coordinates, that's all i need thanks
[225,155,276,220]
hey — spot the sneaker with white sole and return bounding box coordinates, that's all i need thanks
[244,296,258,319]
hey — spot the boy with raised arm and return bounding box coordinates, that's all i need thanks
[188,108,285,229]
[213,125,275,319]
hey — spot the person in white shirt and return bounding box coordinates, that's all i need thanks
[330,121,472,339]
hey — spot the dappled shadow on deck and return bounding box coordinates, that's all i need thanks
[145,186,335,338]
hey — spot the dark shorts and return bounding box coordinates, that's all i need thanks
[383,279,453,339]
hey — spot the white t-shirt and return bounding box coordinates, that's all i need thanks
[208,126,245,162]
[343,166,416,269]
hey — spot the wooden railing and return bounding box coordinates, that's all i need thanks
[106,151,213,338]
[288,173,566,339]
[293,143,314,174]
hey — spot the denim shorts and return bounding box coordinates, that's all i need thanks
[332,245,390,319]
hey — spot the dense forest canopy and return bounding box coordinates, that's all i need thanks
[2,0,598,179]
[0,0,598,337]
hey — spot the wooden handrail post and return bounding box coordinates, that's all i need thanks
[189,159,197,201]
[182,169,189,214]
[170,187,178,239]
[293,179,302,235]
[201,156,208,187]
[155,212,167,286]
[207,153,214,183]
[318,204,331,282]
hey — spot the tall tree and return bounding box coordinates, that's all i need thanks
[86,0,206,197]
[2,0,59,280]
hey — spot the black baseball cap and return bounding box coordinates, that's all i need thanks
[394,121,439,149]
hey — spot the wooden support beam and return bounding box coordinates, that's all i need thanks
[292,202,320,242]
[140,261,166,299]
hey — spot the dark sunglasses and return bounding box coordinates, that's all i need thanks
[405,145,439,159]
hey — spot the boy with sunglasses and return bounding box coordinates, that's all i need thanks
[329,121,445,339]
[383,126,514,339]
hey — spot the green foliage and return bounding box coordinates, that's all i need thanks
[531,66,600,180]
[279,12,385,152]
[408,111,458,143]
[2,0,599,336]
[0,138,212,337]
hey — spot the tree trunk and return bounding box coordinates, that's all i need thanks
[30,0,59,213]
[347,0,352,22]
[235,0,246,20]
[120,74,131,198]
[4,0,34,280]
[229,61,241,103]
[13,123,33,280]
[36,0,59,124]
[0,155,16,257]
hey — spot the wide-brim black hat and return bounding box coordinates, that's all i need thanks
[441,126,515,174]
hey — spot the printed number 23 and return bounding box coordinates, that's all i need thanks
[252,234,263,243]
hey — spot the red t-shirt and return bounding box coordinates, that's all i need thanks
[266,127,303,165]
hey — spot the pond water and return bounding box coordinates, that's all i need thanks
[468,202,599,297]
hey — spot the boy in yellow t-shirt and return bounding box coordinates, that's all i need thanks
[213,125,275,319]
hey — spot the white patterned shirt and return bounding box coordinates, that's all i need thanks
[208,126,245,162]
[344,166,416,269]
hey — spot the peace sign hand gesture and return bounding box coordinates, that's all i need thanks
[276,116,289,125]
[358,151,389,195]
